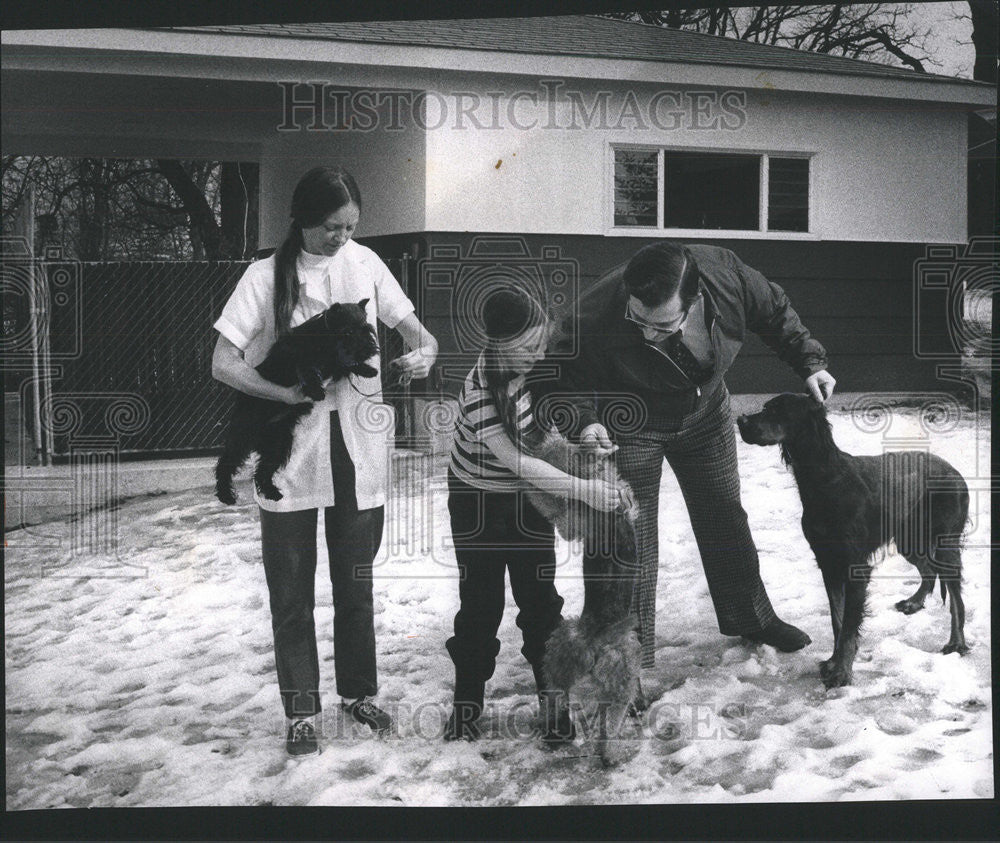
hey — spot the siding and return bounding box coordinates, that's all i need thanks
[359,233,955,395]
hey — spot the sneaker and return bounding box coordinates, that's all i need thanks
[286,718,319,757]
[342,697,392,736]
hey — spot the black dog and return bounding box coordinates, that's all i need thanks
[531,433,643,766]
[737,393,969,688]
[215,299,378,504]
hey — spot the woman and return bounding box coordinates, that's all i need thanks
[444,286,618,742]
[211,166,438,756]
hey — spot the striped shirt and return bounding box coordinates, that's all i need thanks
[450,353,535,491]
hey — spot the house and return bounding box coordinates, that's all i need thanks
[3,15,995,405]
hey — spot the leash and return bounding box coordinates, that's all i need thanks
[348,365,411,398]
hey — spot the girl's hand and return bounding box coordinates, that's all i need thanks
[580,423,615,454]
[573,478,620,512]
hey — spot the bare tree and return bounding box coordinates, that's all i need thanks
[604,5,936,72]
[2,156,259,261]
[965,0,999,83]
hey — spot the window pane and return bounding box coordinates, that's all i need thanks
[768,157,809,232]
[664,152,759,230]
[614,149,658,226]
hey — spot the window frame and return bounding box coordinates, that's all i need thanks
[607,143,818,239]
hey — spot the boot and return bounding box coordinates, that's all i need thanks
[444,674,485,742]
[533,664,575,746]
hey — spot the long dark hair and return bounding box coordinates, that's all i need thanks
[273,166,362,336]
[480,286,550,450]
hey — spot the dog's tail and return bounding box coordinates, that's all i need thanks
[543,617,594,692]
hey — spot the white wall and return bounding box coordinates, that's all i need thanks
[258,89,427,246]
[422,81,968,243]
[1,66,968,244]
[259,129,426,248]
[1,69,427,249]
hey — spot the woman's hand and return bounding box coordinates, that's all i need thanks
[390,346,436,383]
[213,334,312,404]
[392,314,439,383]
[572,478,620,512]
[282,385,316,405]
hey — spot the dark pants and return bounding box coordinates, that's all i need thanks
[446,471,565,683]
[616,386,777,669]
[259,411,383,719]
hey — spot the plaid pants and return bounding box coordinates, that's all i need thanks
[616,386,777,669]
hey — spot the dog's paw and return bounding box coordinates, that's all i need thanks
[820,659,853,688]
[260,487,284,501]
[941,641,970,656]
[303,386,326,401]
[895,598,924,615]
[216,487,237,505]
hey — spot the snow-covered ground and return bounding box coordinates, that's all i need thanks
[5,404,992,807]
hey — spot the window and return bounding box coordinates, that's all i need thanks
[613,149,658,227]
[767,157,810,232]
[612,147,811,234]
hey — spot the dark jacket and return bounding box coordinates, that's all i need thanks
[540,244,828,433]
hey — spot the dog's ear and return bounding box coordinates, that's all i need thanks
[357,298,370,310]
[794,391,835,455]
[804,392,827,413]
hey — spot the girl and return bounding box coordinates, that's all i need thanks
[211,166,438,756]
[445,286,618,742]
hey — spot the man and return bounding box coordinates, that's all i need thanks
[548,241,836,686]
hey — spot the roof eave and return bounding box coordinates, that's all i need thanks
[1,28,995,108]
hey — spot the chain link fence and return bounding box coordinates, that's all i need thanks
[6,256,417,460]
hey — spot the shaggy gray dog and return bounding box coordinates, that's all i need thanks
[530,433,643,767]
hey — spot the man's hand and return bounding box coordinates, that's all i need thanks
[805,369,836,403]
[579,423,615,454]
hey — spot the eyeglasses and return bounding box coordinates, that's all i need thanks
[625,293,699,338]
